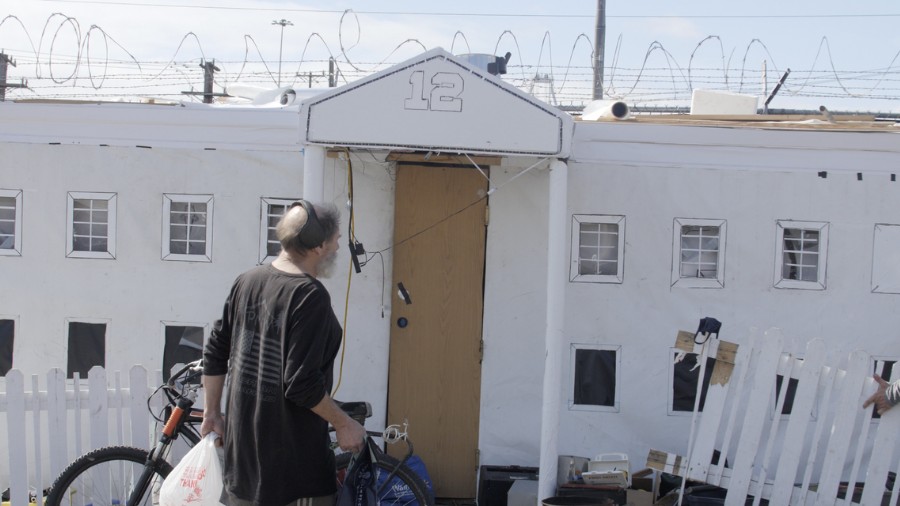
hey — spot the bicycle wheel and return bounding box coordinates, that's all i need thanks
[46,446,173,506]
[335,451,435,506]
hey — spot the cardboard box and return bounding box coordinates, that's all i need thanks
[627,489,656,506]
[630,468,655,492]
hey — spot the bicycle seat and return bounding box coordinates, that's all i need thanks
[337,401,372,423]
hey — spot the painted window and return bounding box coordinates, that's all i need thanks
[774,220,829,290]
[774,375,800,415]
[671,218,726,288]
[67,320,107,378]
[569,344,620,412]
[570,214,625,283]
[67,192,117,259]
[162,194,213,262]
[872,224,900,293]
[0,189,22,256]
[669,350,715,414]
[0,318,14,376]
[259,198,296,263]
[162,324,206,381]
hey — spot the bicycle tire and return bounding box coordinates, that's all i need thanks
[46,446,173,506]
[335,451,435,506]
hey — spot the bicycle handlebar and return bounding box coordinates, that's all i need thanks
[168,359,203,388]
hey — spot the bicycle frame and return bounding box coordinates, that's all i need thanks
[126,364,202,506]
[136,360,421,506]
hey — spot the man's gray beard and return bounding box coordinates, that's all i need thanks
[317,252,338,278]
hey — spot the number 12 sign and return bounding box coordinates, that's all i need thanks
[404,70,464,112]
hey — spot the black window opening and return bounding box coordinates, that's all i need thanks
[163,326,204,381]
[774,375,800,415]
[874,361,896,419]
[673,352,716,412]
[67,322,106,378]
[0,319,14,376]
[573,348,616,407]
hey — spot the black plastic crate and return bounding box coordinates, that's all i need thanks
[478,465,539,506]
[555,484,627,505]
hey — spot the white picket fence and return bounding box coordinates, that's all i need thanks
[649,328,900,506]
[0,365,173,506]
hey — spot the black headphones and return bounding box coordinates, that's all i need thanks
[290,199,326,249]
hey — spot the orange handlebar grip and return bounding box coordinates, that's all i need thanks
[163,406,185,437]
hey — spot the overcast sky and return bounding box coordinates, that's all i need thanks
[4,0,900,110]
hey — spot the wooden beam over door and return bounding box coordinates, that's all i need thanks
[324,148,501,167]
[386,152,502,166]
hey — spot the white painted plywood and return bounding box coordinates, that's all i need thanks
[302,49,572,156]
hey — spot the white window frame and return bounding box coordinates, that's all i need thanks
[66,192,117,259]
[570,214,625,284]
[0,189,23,256]
[162,194,214,262]
[259,198,297,264]
[774,220,829,290]
[671,218,726,289]
[568,343,621,413]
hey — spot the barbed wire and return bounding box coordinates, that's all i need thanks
[2,11,900,109]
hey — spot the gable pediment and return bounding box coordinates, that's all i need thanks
[300,48,572,157]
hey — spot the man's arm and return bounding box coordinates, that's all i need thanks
[201,374,226,437]
[310,393,366,453]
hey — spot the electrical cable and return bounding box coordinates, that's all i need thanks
[331,147,356,397]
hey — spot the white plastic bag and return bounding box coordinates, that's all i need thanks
[159,433,225,506]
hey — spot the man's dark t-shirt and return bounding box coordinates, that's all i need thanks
[203,265,342,505]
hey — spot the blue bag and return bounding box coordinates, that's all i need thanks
[375,455,435,506]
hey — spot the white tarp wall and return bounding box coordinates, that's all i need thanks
[551,121,900,471]
[0,102,397,489]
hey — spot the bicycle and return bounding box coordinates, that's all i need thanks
[45,360,435,506]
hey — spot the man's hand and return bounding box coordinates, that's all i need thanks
[863,374,894,415]
[334,417,366,454]
[200,411,226,444]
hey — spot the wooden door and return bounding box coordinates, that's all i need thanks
[388,163,487,499]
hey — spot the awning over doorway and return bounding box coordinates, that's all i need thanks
[299,48,573,157]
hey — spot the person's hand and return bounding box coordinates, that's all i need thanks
[863,374,894,415]
[334,417,366,454]
[200,412,226,446]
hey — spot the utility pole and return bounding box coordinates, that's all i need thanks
[0,52,27,101]
[272,19,293,87]
[592,0,606,100]
[328,57,336,88]
[181,59,226,103]
[201,60,218,103]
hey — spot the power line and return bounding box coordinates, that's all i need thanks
[32,1,900,19]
